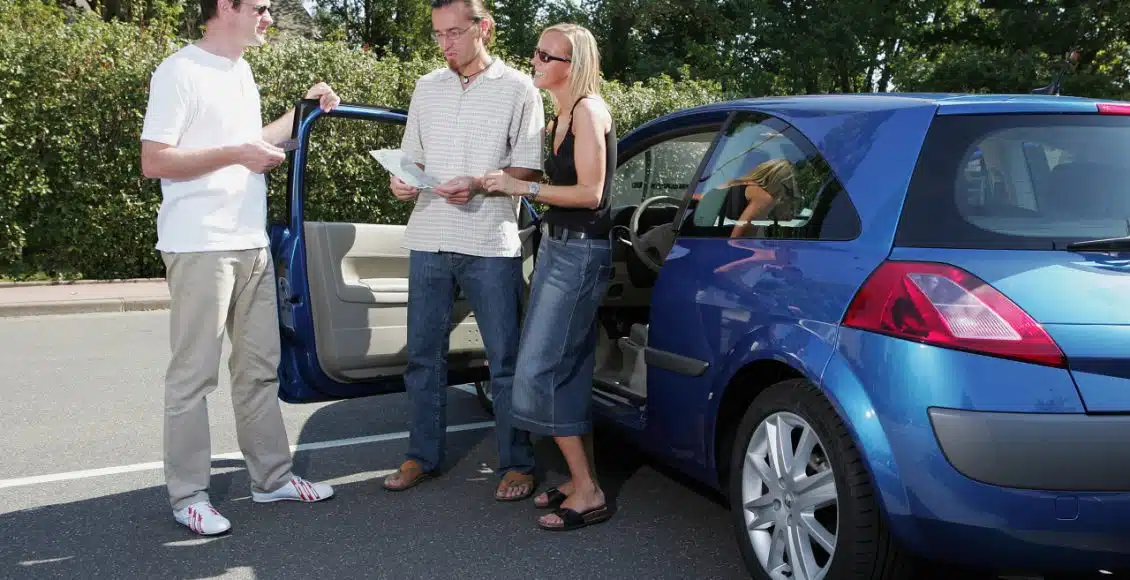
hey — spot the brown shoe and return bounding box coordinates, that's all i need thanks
[382,460,433,491]
[494,471,536,502]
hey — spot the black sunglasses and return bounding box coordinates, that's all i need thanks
[533,47,571,64]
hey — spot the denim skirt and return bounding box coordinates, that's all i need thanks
[510,231,612,437]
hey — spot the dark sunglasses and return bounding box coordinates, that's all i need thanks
[533,47,571,64]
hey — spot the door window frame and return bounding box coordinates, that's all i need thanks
[285,101,409,232]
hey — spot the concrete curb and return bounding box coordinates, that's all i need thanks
[0,278,164,289]
[0,297,170,318]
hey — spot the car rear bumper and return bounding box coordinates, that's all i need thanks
[890,418,1130,572]
[823,328,1130,571]
[929,407,1130,492]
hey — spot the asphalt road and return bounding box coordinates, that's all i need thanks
[0,311,748,580]
[0,311,1120,580]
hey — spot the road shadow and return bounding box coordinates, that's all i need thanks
[0,391,749,580]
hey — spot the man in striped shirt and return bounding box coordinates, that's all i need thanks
[383,0,545,503]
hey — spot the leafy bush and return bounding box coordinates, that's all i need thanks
[0,0,724,279]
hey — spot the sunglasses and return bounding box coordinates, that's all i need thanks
[533,47,571,64]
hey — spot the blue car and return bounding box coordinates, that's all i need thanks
[271,93,1130,579]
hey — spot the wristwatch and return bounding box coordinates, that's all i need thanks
[526,181,541,201]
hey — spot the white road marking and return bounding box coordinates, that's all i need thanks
[452,383,478,396]
[19,557,74,567]
[0,421,494,490]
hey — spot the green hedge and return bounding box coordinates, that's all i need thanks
[0,0,725,280]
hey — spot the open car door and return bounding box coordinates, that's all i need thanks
[270,100,540,404]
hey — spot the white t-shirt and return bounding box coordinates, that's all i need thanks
[141,44,269,253]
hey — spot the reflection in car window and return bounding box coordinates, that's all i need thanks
[683,113,860,241]
[610,131,717,208]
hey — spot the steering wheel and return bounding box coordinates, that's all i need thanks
[628,195,681,272]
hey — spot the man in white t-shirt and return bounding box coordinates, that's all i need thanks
[140,0,340,536]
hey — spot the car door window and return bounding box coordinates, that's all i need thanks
[681,112,861,241]
[302,116,408,224]
[610,130,718,208]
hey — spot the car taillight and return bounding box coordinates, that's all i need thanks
[842,261,1065,368]
[1097,103,1130,115]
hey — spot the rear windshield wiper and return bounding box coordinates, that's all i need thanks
[1065,235,1130,251]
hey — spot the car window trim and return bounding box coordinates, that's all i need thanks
[287,101,408,231]
[668,112,738,235]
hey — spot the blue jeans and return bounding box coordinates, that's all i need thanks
[403,250,535,477]
[511,234,613,437]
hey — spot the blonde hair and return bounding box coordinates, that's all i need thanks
[541,23,602,112]
[738,158,797,219]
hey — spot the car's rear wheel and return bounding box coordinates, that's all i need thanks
[729,378,913,580]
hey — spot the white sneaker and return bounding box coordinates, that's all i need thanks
[173,501,232,536]
[252,476,334,503]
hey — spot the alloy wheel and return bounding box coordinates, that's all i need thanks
[741,411,839,580]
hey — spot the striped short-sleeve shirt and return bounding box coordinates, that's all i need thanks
[400,58,546,258]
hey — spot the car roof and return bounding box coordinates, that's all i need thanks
[660,92,1123,120]
[625,92,1126,144]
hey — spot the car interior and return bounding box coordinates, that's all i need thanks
[589,129,720,406]
[959,127,1130,232]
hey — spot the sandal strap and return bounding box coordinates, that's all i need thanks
[398,460,425,477]
[501,471,534,485]
[553,507,586,527]
[553,505,609,525]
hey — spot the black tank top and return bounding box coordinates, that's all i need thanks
[542,96,616,236]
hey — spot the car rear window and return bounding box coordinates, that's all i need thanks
[896,113,1130,250]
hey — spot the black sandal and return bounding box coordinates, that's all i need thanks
[534,486,567,509]
[537,504,612,532]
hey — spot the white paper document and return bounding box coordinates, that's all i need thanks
[369,149,440,190]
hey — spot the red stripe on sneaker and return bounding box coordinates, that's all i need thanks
[292,478,309,501]
[302,479,319,501]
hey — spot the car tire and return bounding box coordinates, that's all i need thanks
[473,380,494,416]
[729,378,914,580]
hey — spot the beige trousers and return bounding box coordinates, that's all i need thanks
[162,247,293,511]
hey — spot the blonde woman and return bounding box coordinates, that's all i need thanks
[725,158,797,238]
[482,23,615,531]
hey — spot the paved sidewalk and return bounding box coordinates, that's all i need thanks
[0,280,170,317]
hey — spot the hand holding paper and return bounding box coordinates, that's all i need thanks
[370,149,440,191]
[434,176,475,205]
[390,175,419,201]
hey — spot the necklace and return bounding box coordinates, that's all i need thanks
[460,57,492,85]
